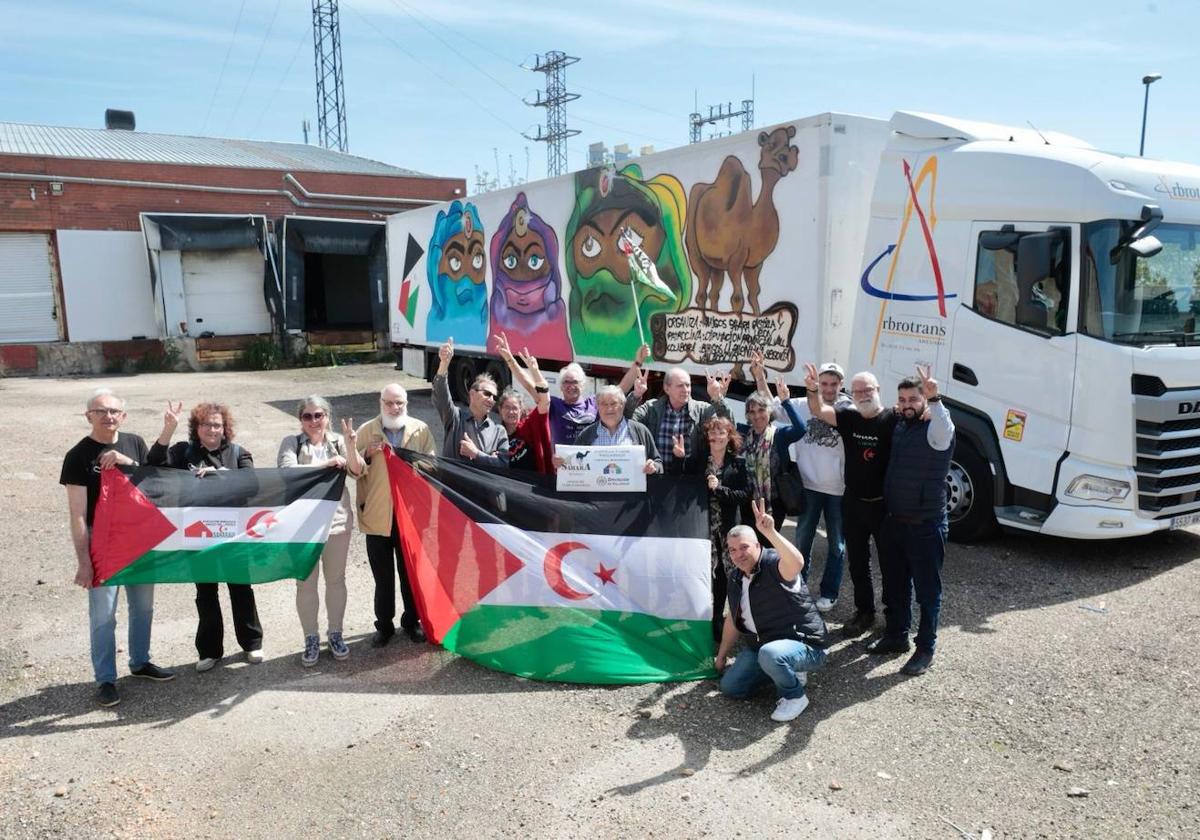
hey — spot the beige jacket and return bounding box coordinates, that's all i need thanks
[276,432,355,536]
[354,415,436,536]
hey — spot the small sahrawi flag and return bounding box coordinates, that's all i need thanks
[385,448,715,684]
[90,466,345,586]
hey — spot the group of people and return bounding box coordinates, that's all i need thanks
[63,336,953,724]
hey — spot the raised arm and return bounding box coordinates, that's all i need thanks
[617,342,651,393]
[749,350,771,397]
[752,497,804,581]
[917,364,954,451]
[775,385,810,449]
[802,362,837,426]
[516,346,551,414]
[432,339,456,426]
[495,332,537,397]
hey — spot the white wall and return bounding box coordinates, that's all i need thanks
[57,230,160,341]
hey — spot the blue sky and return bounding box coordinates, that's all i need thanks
[2,0,1196,185]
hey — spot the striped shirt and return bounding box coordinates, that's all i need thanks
[595,419,634,446]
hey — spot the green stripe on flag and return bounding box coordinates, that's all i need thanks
[441,605,716,685]
[102,543,323,586]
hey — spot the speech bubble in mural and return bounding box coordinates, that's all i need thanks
[649,303,798,371]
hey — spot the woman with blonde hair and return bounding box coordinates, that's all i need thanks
[277,395,363,667]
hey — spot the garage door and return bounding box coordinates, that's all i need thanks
[0,233,59,343]
[181,249,271,335]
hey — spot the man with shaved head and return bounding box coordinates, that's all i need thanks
[355,384,436,646]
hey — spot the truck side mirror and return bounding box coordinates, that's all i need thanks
[1015,231,1065,331]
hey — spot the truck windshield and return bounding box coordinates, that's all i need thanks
[1081,220,1200,346]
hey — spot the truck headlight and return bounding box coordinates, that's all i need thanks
[1065,475,1131,502]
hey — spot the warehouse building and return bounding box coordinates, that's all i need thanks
[0,115,464,374]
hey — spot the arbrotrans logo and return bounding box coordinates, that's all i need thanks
[1155,176,1200,202]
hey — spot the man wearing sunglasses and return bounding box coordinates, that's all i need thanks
[433,339,509,466]
[60,388,175,707]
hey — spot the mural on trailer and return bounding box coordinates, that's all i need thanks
[487,192,572,359]
[391,121,816,371]
[565,164,691,360]
[650,124,801,372]
[426,200,488,346]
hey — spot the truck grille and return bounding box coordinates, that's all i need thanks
[1134,381,1200,518]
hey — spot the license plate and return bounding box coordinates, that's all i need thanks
[1171,512,1200,530]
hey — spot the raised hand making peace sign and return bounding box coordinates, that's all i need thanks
[915,363,939,399]
[706,369,732,402]
[802,362,819,392]
[750,497,775,537]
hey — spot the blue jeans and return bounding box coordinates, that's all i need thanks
[880,515,947,652]
[795,489,845,601]
[88,584,155,685]
[719,639,827,700]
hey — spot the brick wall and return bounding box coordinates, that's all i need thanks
[0,154,465,232]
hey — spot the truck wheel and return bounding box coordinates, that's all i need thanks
[946,441,999,543]
[449,357,476,402]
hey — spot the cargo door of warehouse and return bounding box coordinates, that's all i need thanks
[0,233,60,343]
[180,249,272,335]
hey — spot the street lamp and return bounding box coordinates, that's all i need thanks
[1140,73,1162,157]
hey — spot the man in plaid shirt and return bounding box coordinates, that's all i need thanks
[633,367,732,468]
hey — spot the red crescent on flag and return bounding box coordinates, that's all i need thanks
[543,541,592,601]
[245,509,279,539]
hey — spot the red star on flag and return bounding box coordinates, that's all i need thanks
[593,562,617,586]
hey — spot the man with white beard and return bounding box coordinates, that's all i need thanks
[803,365,897,639]
[355,384,436,646]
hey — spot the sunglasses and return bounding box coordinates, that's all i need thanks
[301,412,327,421]
[474,388,498,400]
[87,408,124,416]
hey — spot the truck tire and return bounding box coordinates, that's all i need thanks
[947,441,999,543]
[449,357,476,402]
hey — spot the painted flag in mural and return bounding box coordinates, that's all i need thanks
[619,226,676,304]
[90,466,346,586]
[384,447,715,684]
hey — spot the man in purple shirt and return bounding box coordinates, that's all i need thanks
[500,337,650,446]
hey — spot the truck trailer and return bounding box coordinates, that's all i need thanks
[388,110,1200,542]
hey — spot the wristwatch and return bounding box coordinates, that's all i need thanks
[535,385,550,393]
[927,395,942,403]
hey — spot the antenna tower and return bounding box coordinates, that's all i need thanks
[312,0,348,152]
[689,89,754,144]
[524,51,580,177]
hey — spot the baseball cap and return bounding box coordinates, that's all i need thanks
[818,362,845,380]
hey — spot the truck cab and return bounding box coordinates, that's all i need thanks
[850,112,1200,540]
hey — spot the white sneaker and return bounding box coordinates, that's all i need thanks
[195,657,218,673]
[245,649,264,664]
[771,695,810,722]
[815,597,836,613]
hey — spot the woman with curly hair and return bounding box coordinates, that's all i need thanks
[668,414,750,642]
[147,400,264,672]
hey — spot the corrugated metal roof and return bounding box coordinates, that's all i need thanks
[0,122,439,178]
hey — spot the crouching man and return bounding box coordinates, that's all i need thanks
[715,498,830,722]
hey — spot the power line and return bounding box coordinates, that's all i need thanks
[572,82,684,121]
[248,28,310,139]
[201,0,249,135]
[342,1,527,138]
[228,0,286,133]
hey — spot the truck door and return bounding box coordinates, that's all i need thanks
[947,222,1078,516]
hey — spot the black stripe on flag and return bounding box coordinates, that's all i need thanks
[394,449,708,540]
[125,466,345,509]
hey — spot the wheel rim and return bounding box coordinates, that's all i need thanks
[946,460,975,522]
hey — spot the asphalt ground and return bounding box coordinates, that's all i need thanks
[0,362,1197,839]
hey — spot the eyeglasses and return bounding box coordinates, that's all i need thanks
[200,422,224,429]
[474,388,498,400]
[301,412,326,421]
[87,408,124,416]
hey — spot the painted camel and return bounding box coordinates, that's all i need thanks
[685,124,799,314]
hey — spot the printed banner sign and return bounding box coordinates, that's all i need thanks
[554,444,647,492]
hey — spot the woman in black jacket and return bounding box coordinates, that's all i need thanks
[668,415,750,642]
[147,401,264,672]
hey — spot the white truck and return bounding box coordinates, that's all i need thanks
[388,110,1200,542]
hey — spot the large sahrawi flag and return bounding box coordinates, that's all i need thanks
[90,466,346,586]
[385,447,715,684]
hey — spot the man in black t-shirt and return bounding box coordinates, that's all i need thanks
[60,389,175,707]
[805,368,897,638]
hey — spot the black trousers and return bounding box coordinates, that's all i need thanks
[195,583,262,659]
[365,519,418,635]
[842,496,887,616]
